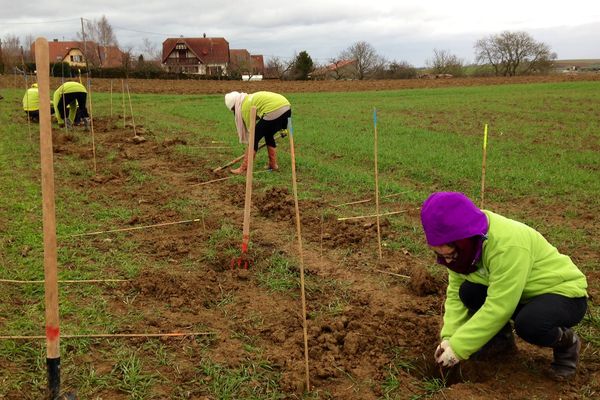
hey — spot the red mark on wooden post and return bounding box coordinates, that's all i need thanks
[46,326,60,341]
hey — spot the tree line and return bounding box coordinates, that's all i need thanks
[1,15,557,80]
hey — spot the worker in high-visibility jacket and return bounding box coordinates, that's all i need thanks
[421,192,588,381]
[224,91,291,174]
[53,81,89,128]
[22,83,41,122]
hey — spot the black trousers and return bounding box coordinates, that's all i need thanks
[57,92,89,122]
[459,281,587,347]
[25,110,39,122]
[253,109,291,151]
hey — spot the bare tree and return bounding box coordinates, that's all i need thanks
[121,46,133,77]
[23,34,35,63]
[474,31,556,76]
[1,34,21,72]
[339,41,385,80]
[78,15,119,67]
[427,49,464,76]
[265,56,294,80]
[141,38,161,62]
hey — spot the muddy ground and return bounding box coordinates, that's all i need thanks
[41,105,599,400]
[1,74,598,399]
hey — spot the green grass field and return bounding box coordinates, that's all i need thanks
[1,79,599,399]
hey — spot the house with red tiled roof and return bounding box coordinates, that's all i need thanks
[229,49,252,75]
[250,55,264,75]
[31,39,124,68]
[162,36,230,76]
[311,59,357,80]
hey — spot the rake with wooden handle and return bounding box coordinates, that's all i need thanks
[35,37,77,400]
[213,130,286,173]
[231,106,257,269]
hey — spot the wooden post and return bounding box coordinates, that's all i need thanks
[241,106,257,254]
[373,108,383,260]
[35,36,62,400]
[288,117,311,391]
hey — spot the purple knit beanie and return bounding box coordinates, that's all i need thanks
[421,192,489,246]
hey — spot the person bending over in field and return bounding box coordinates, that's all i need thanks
[22,83,55,123]
[421,192,587,380]
[53,81,90,129]
[224,91,291,174]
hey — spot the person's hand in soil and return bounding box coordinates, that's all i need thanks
[435,340,460,367]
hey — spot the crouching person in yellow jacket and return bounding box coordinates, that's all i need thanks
[421,192,588,380]
[22,83,55,122]
[23,83,40,122]
[224,91,291,174]
[53,81,90,129]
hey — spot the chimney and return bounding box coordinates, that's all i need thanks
[53,39,58,42]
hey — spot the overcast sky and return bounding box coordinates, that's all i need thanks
[2,1,599,67]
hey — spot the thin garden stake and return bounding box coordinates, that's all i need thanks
[192,170,269,187]
[109,79,113,118]
[0,331,214,340]
[480,124,488,209]
[60,61,69,134]
[332,191,409,208]
[66,217,202,237]
[337,209,410,221]
[288,117,311,391]
[126,81,137,136]
[21,48,32,142]
[373,108,383,260]
[86,74,97,173]
[0,279,128,284]
[35,37,72,400]
[121,79,126,129]
[376,269,410,279]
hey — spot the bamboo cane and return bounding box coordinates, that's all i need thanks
[337,209,409,221]
[126,81,137,137]
[0,279,128,284]
[0,332,214,340]
[21,50,32,142]
[121,79,126,129]
[35,36,63,400]
[288,117,311,391]
[109,80,113,118]
[86,75,97,174]
[332,191,409,208]
[192,170,269,187]
[66,218,202,237]
[373,108,383,260]
[480,124,488,209]
[375,269,410,279]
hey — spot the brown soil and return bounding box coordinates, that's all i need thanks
[3,74,600,96]
[22,113,594,400]
[2,75,598,399]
